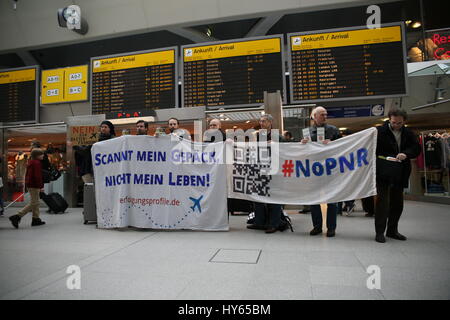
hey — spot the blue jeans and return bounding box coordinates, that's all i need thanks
[253,202,282,228]
[310,203,337,230]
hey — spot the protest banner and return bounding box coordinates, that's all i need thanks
[92,135,228,230]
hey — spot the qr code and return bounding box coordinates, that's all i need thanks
[232,145,272,196]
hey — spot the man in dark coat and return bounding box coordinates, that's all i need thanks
[374,109,420,243]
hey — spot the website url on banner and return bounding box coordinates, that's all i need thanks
[120,196,181,207]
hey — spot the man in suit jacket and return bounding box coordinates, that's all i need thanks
[375,109,420,243]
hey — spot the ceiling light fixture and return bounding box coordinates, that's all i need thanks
[411,21,421,29]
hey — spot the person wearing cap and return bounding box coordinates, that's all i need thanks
[99,120,116,141]
[9,149,46,228]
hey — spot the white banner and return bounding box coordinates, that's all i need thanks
[92,135,228,230]
[227,127,378,205]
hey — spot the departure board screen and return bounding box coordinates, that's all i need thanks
[91,48,177,115]
[0,67,38,124]
[182,36,285,109]
[288,24,407,103]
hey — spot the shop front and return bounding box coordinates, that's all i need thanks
[1,123,68,207]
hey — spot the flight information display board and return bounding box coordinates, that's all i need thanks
[41,65,88,105]
[91,47,177,115]
[288,24,407,103]
[0,66,39,124]
[182,36,285,109]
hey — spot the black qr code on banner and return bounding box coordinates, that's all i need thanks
[232,146,272,197]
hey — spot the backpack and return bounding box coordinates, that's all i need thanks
[42,165,61,183]
[279,211,294,232]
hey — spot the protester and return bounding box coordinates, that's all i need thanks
[99,120,116,141]
[301,106,341,237]
[204,118,226,142]
[167,117,190,139]
[136,120,148,135]
[247,114,287,234]
[9,148,46,228]
[283,130,294,141]
[374,109,420,243]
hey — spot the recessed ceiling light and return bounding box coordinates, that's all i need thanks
[412,21,421,28]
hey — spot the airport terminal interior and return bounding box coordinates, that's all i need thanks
[0,0,449,301]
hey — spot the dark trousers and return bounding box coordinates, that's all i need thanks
[337,200,355,214]
[311,203,337,230]
[374,182,404,235]
[253,202,282,228]
[361,196,374,215]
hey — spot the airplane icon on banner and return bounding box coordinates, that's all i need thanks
[189,195,204,213]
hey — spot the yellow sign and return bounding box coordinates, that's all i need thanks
[70,125,99,146]
[65,65,88,102]
[92,50,175,73]
[41,65,88,104]
[41,69,64,104]
[0,68,36,84]
[291,26,402,51]
[184,38,281,62]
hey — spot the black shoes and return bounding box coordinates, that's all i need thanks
[326,229,335,237]
[246,224,266,230]
[365,213,374,217]
[386,232,407,241]
[310,228,322,236]
[9,215,21,229]
[31,218,46,227]
[265,227,277,234]
[375,234,386,243]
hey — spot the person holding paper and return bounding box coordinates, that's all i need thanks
[374,109,420,243]
[301,106,341,237]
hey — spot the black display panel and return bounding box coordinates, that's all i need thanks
[182,36,285,109]
[0,67,38,124]
[288,24,408,103]
[90,48,177,115]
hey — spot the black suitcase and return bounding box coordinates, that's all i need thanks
[40,192,68,214]
[83,183,97,224]
[227,198,254,215]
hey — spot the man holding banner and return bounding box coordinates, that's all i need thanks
[301,107,341,237]
[247,114,286,234]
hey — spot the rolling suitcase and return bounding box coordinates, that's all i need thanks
[83,183,97,224]
[40,192,68,214]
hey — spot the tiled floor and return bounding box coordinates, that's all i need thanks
[0,200,449,300]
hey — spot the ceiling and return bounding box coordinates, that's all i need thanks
[0,0,445,70]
